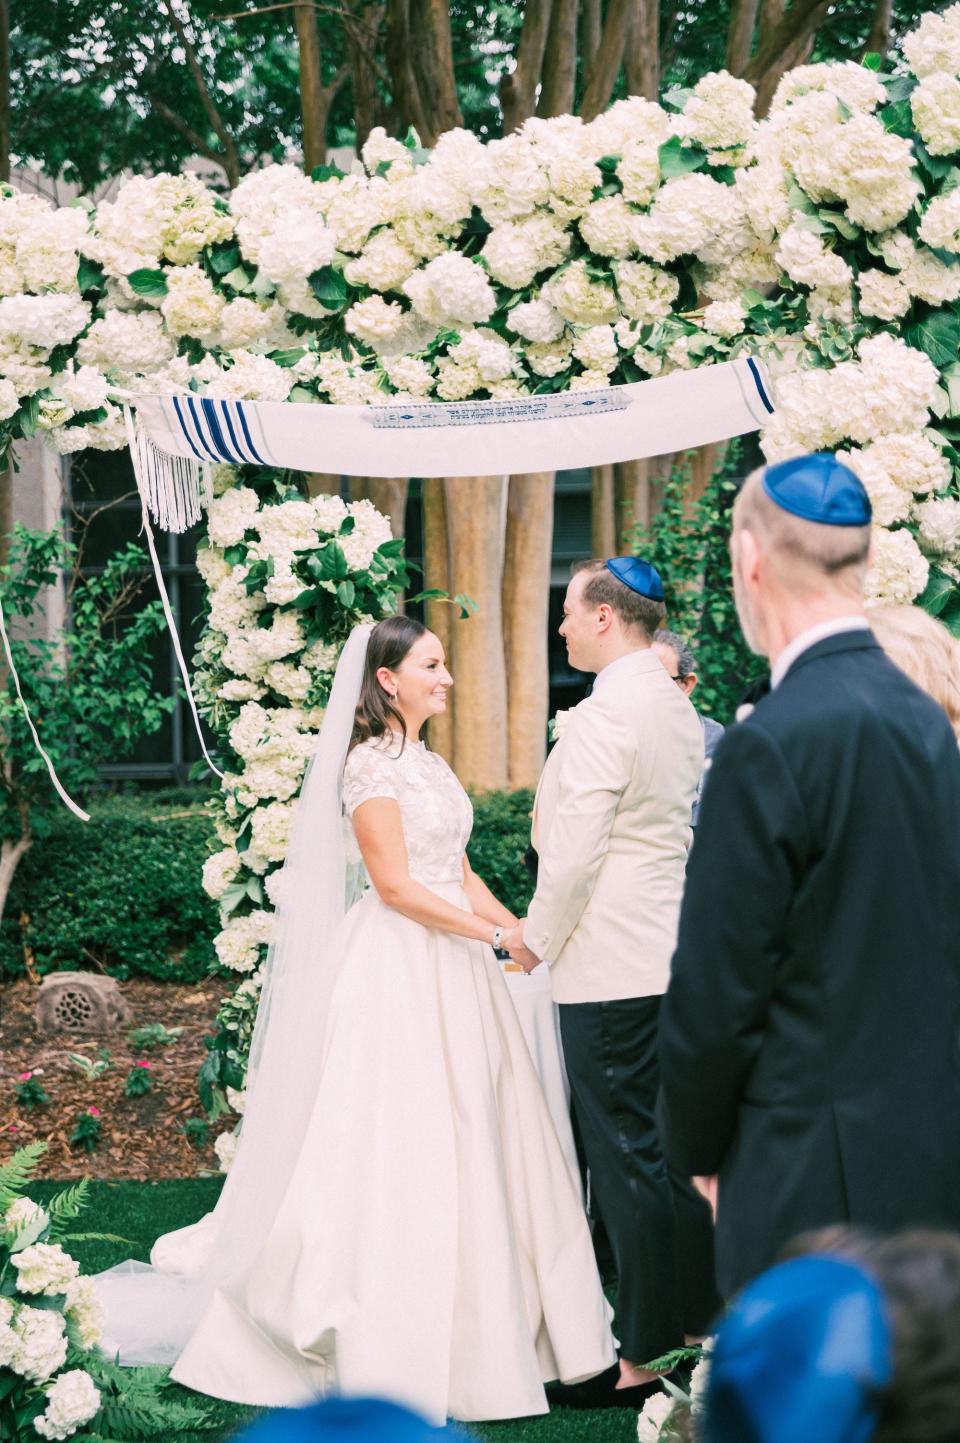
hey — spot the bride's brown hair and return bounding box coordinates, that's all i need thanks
[350,615,429,751]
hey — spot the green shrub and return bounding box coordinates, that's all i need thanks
[0,791,218,982]
[467,788,536,921]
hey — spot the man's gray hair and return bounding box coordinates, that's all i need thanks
[653,628,696,680]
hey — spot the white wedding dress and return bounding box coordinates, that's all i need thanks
[131,733,615,1424]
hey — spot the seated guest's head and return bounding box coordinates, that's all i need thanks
[652,628,698,699]
[237,1396,468,1442]
[703,1228,960,1443]
[731,454,872,659]
[868,604,960,740]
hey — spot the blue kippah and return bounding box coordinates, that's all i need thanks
[238,1396,463,1442]
[604,556,664,601]
[704,1255,892,1443]
[761,452,872,527]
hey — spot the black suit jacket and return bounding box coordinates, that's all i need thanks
[658,630,960,1297]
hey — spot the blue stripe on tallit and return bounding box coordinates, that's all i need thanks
[235,401,268,465]
[747,357,775,415]
[219,401,258,465]
[199,398,243,463]
[171,396,206,461]
[183,395,223,462]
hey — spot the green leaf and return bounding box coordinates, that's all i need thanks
[0,1142,47,1213]
[311,162,346,183]
[661,85,694,113]
[880,98,913,138]
[836,97,852,121]
[883,75,917,103]
[919,569,955,617]
[596,153,620,174]
[862,51,883,71]
[657,134,707,180]
[905,311,960,370]
[126,268,169,299]
[913,140,956,182]
[308,265,349,311]
[76,255,105,294]
[336,579,356,608]
[270,347,307,368]
[206,241,242,276]
[222,264,254,291]
[222,543,248,565]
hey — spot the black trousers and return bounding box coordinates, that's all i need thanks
[558,995,721,1363]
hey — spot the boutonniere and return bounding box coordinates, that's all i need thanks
[548,709,572,743]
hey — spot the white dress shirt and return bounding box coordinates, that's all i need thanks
[590,647,651,694]
[770,617,871,690]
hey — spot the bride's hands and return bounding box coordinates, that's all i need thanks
[503,921,542,973]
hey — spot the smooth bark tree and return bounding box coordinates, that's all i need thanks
[502,473,555,789]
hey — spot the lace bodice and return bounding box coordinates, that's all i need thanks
[342,734,473,885]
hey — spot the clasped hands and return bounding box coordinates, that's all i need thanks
[501,920,542,973]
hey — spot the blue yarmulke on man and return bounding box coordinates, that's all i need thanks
[703,1255,892,1443]
[761,452,872,527]
[605,556,664,600]
[237,1396,466,1443]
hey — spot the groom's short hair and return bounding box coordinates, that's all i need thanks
[573,559,666,639]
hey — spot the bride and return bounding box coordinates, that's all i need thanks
[96,616,615,1425]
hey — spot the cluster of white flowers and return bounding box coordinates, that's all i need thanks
[86,173,233,277]
[11,1243,81,1297]
[34,1369,102,1441]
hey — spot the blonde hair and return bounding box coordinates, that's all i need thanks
[869,604,960,739]
[733,466,872,596]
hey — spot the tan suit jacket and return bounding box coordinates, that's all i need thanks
[526,648,703,1004]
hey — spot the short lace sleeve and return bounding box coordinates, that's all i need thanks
[342,742,400,816]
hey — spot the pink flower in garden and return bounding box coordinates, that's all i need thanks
[18,1071,32,1081]
[134,1060,152,1069]
[7,1124,18,1132]
[87,1107,100,1116]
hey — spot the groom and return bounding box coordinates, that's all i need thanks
[505,557,719,1400]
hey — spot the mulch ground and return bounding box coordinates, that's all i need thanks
[1,977,227,1179]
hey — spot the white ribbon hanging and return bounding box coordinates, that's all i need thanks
[0,599,89,822]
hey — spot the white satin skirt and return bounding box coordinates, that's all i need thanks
[167,883,615,1423]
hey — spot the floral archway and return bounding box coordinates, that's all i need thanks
[0,4,958,1160]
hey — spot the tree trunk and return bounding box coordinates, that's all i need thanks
[625,0,659,101]
[580,0,602,74]
[500,0,554,135]
[347,477,409,539]
[0,827,31,927]
[444,477,508,792]
[745,0,833,114]
[422,477,455,761]
[294,0,327,170]
[614,459,654,542]
[0,0,9,184]
[305,472,342,497]
[538,0,579,118]
[385,0,432,139]
[410,0,463,140]
[580,0,634,120]
[591,464,616,558]
[348,10,382,151]
[863,0,893,58]
[725,0,760,75]
[502,473,554,790]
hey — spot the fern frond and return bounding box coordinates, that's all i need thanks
[46,1177,91,1236]
[0,1142,48,1211]
[58,1232,132,1247]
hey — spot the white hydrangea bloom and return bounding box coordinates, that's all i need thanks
[543,260,619,325]
[218,298,275,350]
[0,293,90,348]
[202,848,243,901]
[383,355,434,396]
[856,269,911,321]
[482,215,570,288]
[904,246,960,306]
[448,328,515,383]
[76,310,174,376]
[771,60,885,113]
[312,493,349,533]
[472,135,551,223]
[10,1306,68,1382]
[315,354,382,405]
[916,497,960,557]
[911,72,960,156]
[204,349,293,402]
[403,253,497,326]
[523,337,573,377]
[636,1389,676,1442]
[572,325,619,372]
[901,4,960,78]
[569,369,611,390]
[244,612,307,664]
[578,195,639,259]
[5,1198,50,1239]
[207,487,260,548]
[0,1297,18,1369]
[158,263,224,339]
[0,377,20,419]
[344,230,419,292]
[218,678,266,703]
[264,660,312,703]
[632,173,749,264]
[702,298,746,336]
[54,364,109,414]
[842,433,950,497]
[214,910,275,973]
[615,261,681,322]
[775,225,852,291]
[12,1243,80,1296]
[507,299,566,344]
[681,70,756,151]
[15,205,88,293]
[865,527,930,605]
[918,189,960,254]
[841,459,911,526]
[89,172,232,274]
[344,296,407,346]
[547,153,601,216]
[855,334,940,441]
[340,497,394,570]
[614,143,661,208]
[63,1277,105,1351]
[585,95,669,155]
[196,545,231,589]
[249,799,297,862]
[214,1129,239,1173]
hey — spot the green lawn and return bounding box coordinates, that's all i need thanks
[31,1179,639,1442]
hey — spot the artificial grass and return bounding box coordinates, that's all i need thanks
[30,1178,640,1442]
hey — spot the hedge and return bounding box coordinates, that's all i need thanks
[1,785,537,982]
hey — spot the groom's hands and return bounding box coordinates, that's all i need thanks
[503,920,542,973]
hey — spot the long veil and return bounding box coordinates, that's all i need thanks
[94,624,373,1366]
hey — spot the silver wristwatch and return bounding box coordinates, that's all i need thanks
[491,926,504,951]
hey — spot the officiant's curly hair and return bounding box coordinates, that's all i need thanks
[351,615,429,752]
[573,560,666,639]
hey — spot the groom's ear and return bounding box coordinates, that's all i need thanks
[595,602,614,634]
